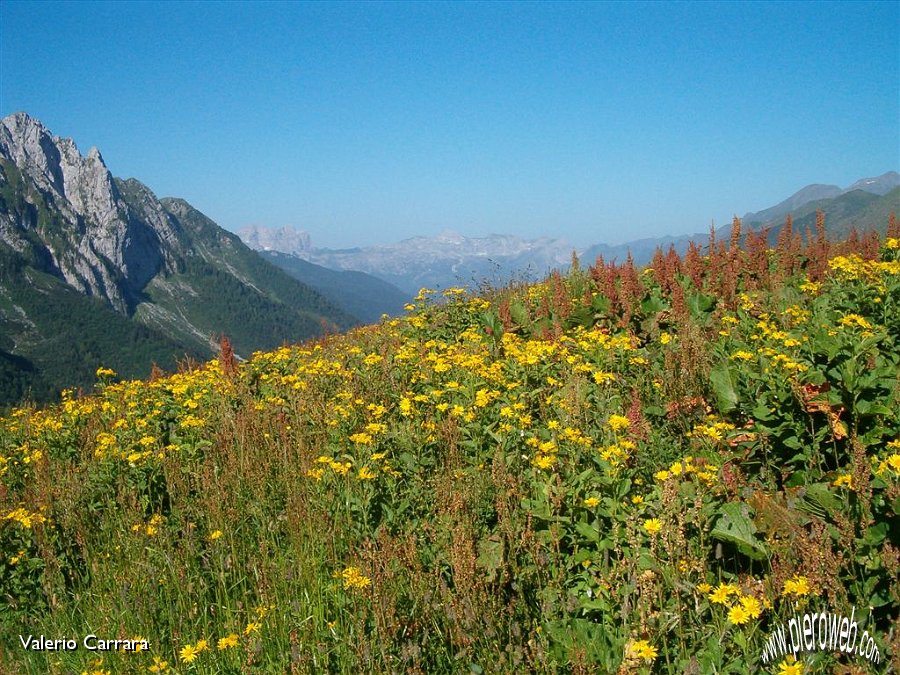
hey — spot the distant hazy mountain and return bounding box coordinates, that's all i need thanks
[742,184,843,227]
[580,172,899,267]
[258,250,411,323]
[842,172,900,197]
[581,233,702,268]
[240,227,576,295]
[239,224,311,256]
[0,112,355,404]
[755,187,900,242]
[244,171,898,290]
[743,172,899,226]
[309,231,576,295]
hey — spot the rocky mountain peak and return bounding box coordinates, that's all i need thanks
[0,113,181,314]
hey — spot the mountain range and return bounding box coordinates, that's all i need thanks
[242,172,898,292]
[0,112,360,404]
[238,225,576,296]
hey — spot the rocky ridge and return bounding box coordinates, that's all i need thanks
[0,112,183,313]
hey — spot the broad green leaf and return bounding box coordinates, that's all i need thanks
[804,482,841,514]
[575,521,600,543]
[710,363,739,413]
[710,502,768,560]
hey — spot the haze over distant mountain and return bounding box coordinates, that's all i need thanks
[258,250,411,323]
[742,172,899,226]
[239,224,312,257]
[750,186,900,244]
[0,112,355,404]
[240,226,576,295]
[242,173,897,292]
[581,172,899,267]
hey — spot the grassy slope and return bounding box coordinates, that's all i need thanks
[0,231,898,673]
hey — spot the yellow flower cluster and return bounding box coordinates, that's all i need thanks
[782,575,811,597]
[625,639,658,661]
[829,254,900,283]
[4,507,47,529]
[687,419,736,443]
[606,414,630,432]
[706,582,763,625]
[873,451,900,477]
[837,313,873,330]
[337,566,371,590]
[654,456,718,485]
[180,638,208,663]
[131,513,165,537]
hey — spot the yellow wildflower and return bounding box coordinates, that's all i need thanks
[728,604,751,625]
[782,575,810,597]
[740,595,762,619]
[339,566,371,590]
[643,518,662,535]
[777,655,804,675]
[626,639,658,660]
[358,466,377,480]
[217,634,239,650]
[709,583,739,605]
[832,473,853,489]
[179,644,199,663]
[607,415,630,432]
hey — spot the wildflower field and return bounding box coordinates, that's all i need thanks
[1,218,899,674]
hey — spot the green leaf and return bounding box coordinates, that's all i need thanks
[509,300,529,327]
[710,502,768,560]
[710,363,739,413]
[575,521,601,544]
[591,294,611,314]
[864,522,888,546]
[568,306,595,329]
[752,402,774,421]
[640,293,667,315]
[476,535,504,581]
[804,483,841,514]
[687,291,717,317]
[579,598,611,612]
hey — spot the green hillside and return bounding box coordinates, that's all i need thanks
[0,246,201,407]
[754,187,900,241]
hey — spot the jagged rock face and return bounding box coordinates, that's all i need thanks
[0,112,180,313]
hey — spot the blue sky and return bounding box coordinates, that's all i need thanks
[1,1,898,249]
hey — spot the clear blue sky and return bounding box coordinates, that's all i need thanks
[1,1,897,249]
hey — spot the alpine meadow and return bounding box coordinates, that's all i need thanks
[1,216,899,673]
